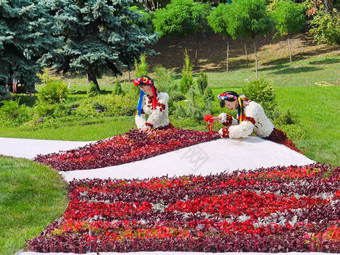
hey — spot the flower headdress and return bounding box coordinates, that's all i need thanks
[217,92,250,124]
[133,76,158,116]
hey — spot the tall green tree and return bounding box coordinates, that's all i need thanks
[228,0,274,77]
[271,0,306,66]
[153,0,210,62]
[41,0,157,91]
[208,3,233,72]
[0,0,60,92]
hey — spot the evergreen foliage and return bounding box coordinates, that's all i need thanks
[38,80,68,104]
[112,79,124,96]
[40,0,157,91]
[180,50,193,94]
[0,0,60,92]
[87,82,100,98]
[134,53,149,77]
[196,71,208,95]
[242,79,276,115]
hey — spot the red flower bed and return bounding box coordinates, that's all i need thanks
[27,163,340,253]
[33,128,219,171]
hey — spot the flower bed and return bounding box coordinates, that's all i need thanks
[34,128,220,171]
[27,163,340,253]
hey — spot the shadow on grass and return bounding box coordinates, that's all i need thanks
[309,58,340,65]
[269,66,322,75]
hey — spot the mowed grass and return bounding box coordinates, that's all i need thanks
[0,116,135,141]
[0,156,68,255]
[275,86,340,166]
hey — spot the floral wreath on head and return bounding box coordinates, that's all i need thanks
[217,92,250,124]
[133,76,158,116]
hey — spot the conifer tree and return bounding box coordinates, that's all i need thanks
[0,0,60,92]
[41,0,157,91]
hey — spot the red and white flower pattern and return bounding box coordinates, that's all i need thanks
[27,163,340,253]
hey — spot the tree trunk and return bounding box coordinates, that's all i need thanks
[253,40,258,78]
[288,37,292,66]
[195,33,199,66]
[226,40,230,73]
[87,66,100,91]
[244,41,248,67]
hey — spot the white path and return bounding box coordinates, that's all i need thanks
[1,136,321,255]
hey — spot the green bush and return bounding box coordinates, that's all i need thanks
[38,79,68,104]
[272,109,297,126]
[309,10,340,45]
[153,65,177,93]
[242,79,276,115]
[87,82,100,98]
[203,86,215,102]
[0,99,32,126]
[180,51,193,94]
[171,92,187,102]
[197,71,208,95]
[112,79,125,96]
[75,94,137,117]
[34,102,57,117]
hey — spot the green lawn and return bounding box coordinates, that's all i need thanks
[0,157,68,255]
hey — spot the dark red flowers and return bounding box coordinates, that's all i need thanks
[34,128,220,171]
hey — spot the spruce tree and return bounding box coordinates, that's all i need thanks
[40,0,157,91]
[0,0,60,92]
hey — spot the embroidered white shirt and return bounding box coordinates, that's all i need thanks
[135,92,170,129]
[218,101,274,139]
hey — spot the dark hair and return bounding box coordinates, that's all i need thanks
[219,91,239,108]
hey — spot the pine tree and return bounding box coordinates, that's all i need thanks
[0,0,60,92]
[40,0,157,91]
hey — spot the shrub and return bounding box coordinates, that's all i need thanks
[203,87,215,102]
[112,79,124,96]
[309,10,340,45]
[153,65,177,92]
[34,102,57,117]
[180,50,193,94]
[75,94,137,117]
[87,82,100,98]
[0,99,32,126]
[197,71,208,95]
[135,53,148,77]
[38,79,68,104]
[171,92,187,102]
[242,79,276,115]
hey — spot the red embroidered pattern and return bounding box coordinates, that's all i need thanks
[222,114,233,126]
[243,116,256,125]
[145,122,154,128]
[221,127,230,138]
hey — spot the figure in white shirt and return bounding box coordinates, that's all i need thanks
[212,91,302,153]
[133,76,173,131]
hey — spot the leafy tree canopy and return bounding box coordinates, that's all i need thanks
[230,0,274,39]
[271,0,306,37]
[208,3,232,37]
[153,0,210,37]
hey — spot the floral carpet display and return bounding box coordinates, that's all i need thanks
[34,129,220,171]
[27,163,340,253]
